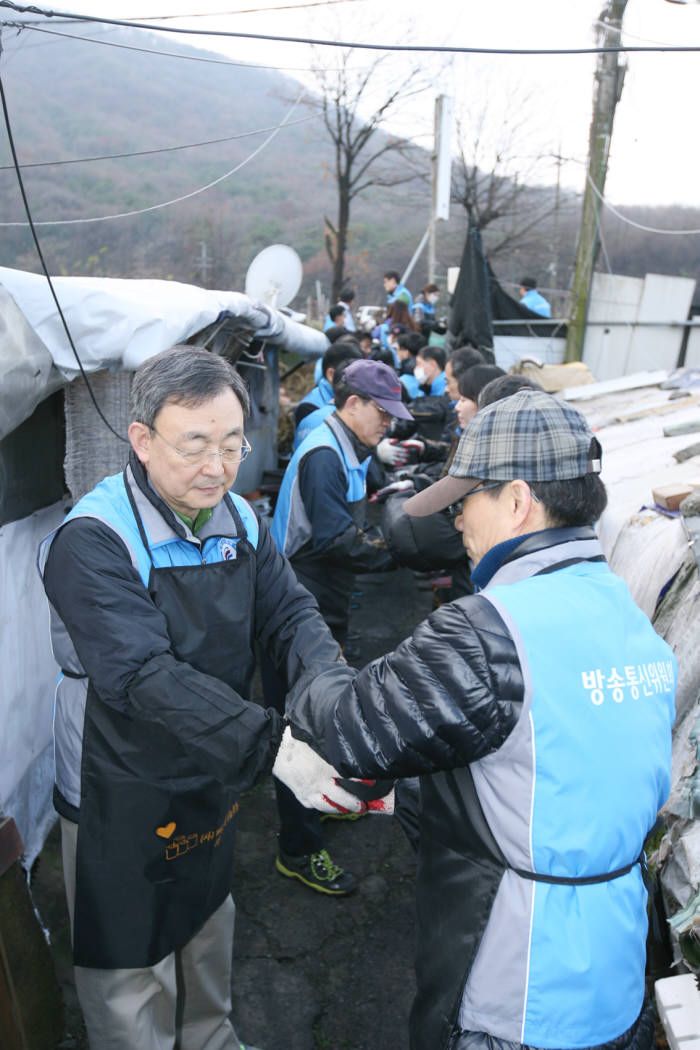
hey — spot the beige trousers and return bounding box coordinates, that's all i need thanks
[61,817,244,1050]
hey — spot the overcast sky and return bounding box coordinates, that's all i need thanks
[14,0,700,212]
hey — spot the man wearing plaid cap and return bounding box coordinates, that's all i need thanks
[284,390,676,1050]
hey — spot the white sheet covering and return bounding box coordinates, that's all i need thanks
[0,501,66,867]
[0,266,327,381]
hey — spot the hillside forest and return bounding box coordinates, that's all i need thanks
[0,23,698,318]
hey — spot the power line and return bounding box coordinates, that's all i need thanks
[0,86,306,225]
[0,111,316,169]
[6,19,390,75]
[586,174,700,235]
[0,55,127,442]
[13,21,341,73]
[2,1,700,55]
[10,0,364,23]
[129,1,367,19]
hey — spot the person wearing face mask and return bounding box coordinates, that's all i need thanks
[413,347,447,398]
[413,283,440,338]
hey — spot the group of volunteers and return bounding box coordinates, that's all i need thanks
[38,264,675,1050]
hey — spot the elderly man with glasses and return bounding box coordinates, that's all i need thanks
[39,345,368,1050]
[284,390,676,1050]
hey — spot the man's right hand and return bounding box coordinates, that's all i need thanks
[272,726,364,813]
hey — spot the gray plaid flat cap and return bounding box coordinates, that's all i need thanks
[404,390,602,517]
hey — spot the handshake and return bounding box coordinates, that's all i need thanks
[272,726,394,815]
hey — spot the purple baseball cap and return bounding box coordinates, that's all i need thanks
[343,359,414,420]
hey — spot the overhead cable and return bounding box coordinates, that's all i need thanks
[131,0,367,19]
[15,21,357,74]
[2,1,700,55]
[11,0,364,23]
[0,111,316,170]
[0,48,127,441]
[587,174,700,235]
[0,86,306,225]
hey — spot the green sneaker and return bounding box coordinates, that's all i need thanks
[275,847,357,896]
[320,809,368,823]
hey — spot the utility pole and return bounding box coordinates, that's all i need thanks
[551,148,562,288]
[429,94,453,284]
[196,240,212,287]
[565,0,628,362]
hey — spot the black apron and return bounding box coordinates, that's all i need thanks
[73,482,256,969]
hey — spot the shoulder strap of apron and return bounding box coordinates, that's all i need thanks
[123,467,156,568]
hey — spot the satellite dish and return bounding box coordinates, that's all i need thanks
[245,244,303,309]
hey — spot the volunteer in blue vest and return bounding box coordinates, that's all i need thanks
[383,269,413,311]
[284,389,676,1050]
[322,302,347,332]
[38,346,375,1050]
[413,282,440,336]
[292,344,363,450]
[324,287,356,332]
[519,276,551,318]
[266,359,412,894]
[295,340,361,429]
[413,345,447,398]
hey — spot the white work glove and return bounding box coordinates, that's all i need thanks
[376,437,403,466]
[393,439,425,466]
[272,727,395,815]
[369,478,415,503]
[272,726,364,813]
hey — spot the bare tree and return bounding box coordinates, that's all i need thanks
[306,48,428,302]
[450,75,559,260]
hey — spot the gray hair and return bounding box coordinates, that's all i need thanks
[130,345,250,427]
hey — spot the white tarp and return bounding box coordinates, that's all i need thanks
[0,501,66,867]
[564,373,700,952]
[0,283,64,441]
[0,266,327,382]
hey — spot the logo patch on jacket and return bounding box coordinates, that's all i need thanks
[219,539,237,560]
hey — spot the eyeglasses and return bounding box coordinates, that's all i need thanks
[370,400,393,423]
[150,426,252,466]
[463,481,503,500]
[447,481,502,520]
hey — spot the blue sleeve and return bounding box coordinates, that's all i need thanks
[298,447,354,550]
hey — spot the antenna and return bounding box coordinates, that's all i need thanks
[245,244,303,309]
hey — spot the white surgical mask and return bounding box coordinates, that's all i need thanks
[414,366,427,383]
[428,294,439,304]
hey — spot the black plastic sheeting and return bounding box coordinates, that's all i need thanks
[489,272,567,337]
[448,226,494,351]
[0,390,66,527]
[447,225,567,345]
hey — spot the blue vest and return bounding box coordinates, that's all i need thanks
[38,467,260,815]
[292,402,335,451]
[521,288,551,318]
[414,299,436,324]
[271,414,370,559]
[400,373,421,399]
[428,371,446,397]
[458,559,675,1047]
[61,471,259,588]
[387,283,413,311]
[300,374,333,412]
